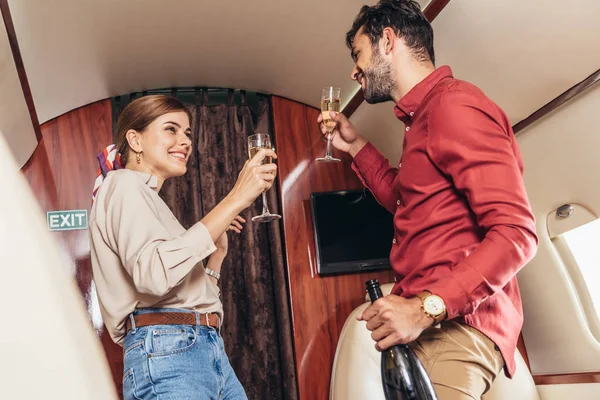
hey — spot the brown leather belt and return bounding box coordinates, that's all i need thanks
[126,312,220,332]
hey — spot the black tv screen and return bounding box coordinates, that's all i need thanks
[310,189,394,275]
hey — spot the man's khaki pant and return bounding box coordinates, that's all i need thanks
[409,321,504,400]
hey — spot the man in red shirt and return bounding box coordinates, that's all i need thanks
[318,1,538,398]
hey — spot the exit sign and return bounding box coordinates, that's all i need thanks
[47,210,88,231]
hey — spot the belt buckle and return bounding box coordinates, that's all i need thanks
[197,312,221,333]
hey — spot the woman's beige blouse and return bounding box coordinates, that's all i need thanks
[90,169,220,344]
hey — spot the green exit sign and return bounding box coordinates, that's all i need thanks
[47,210,88,231]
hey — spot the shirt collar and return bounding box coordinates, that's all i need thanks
[393,65,454,123]
[132,170,159,190]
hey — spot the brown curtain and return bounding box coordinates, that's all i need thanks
[152,89,298,400]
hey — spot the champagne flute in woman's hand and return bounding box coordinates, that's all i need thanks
[247,133,282,222]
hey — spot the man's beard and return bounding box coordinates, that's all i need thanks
[362,49,395,104]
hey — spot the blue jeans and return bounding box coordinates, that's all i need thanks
[122,308,247,400]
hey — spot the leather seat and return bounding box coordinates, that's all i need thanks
[0,135,118,399]
[330,284,540,400]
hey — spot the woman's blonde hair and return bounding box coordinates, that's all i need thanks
[115,95,193,165]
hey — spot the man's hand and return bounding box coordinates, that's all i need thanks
[358,295,433,351]
[317,111,367,157]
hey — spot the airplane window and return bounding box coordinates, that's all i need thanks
[562,218,600,321]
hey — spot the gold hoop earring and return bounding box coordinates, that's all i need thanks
[136,152,141,164]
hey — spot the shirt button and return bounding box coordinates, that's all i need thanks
[409,112,414,116]
[393,239,397,244]
[405,126,410,132]
[396,200,401,205]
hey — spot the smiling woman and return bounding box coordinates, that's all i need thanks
[89,94,279,400]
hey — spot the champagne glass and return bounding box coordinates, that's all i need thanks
[317,86,342,162]
[247,133,282,222]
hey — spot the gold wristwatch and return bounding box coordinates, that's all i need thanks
[416,291,447,325]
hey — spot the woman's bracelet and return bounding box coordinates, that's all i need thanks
[205,267,221,281]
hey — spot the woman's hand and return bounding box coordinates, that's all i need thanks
[208,215,246,285]
[200,149,275,247]
[214,215,246,257]
[230,149,278,209]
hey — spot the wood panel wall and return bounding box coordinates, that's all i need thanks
[271,96,395,399]
[20,99,124,395]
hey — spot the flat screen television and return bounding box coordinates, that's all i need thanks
[310,189,394,276]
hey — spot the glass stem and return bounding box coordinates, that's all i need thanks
[261,191,270,215]
[326,131,333,157]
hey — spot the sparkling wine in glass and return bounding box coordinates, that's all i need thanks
[248,133,282,223]
[317,86,342,162]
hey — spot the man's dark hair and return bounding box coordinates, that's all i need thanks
[346,0,435,64]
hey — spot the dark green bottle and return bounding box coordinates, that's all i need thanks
[365,279,438,400]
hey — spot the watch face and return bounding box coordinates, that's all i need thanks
[423,295,445,316]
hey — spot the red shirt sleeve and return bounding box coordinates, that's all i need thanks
[351,142,398,214]
[425,89,538,319]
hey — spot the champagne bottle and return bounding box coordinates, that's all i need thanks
[365,279,438,400]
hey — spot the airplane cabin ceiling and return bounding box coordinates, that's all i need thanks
[2,0,599,168]
[8,0,426,124]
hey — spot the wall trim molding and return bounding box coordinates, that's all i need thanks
[514,68,600,135]
[533,372,600,385]
[0,0,42,141]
